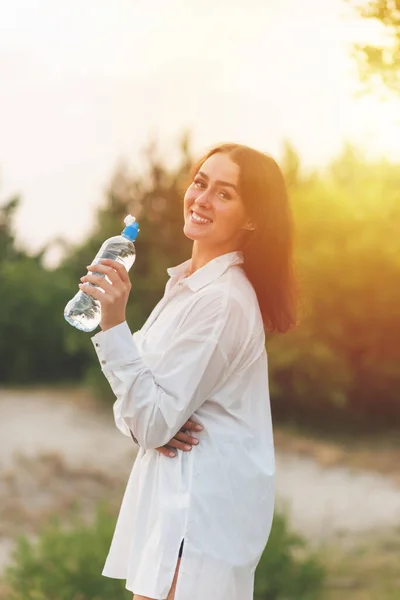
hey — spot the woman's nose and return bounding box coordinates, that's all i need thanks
[194,190,212,208]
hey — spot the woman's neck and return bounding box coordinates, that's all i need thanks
[187,242,236,276]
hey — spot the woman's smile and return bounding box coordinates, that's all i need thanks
[190,210,213,225]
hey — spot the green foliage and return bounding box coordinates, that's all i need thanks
[0,137,192,386]
[3,502,324,600]
[3,503,131,600]
[0,196,24,264]
[349,0,400,94]
[254,510,325,599]
[0,138,399,429]
[0,198,88,383]
[0,258,84,383]
[268,145,400,428]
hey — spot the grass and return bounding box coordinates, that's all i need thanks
[1,387,399,599]
[319,530,400,599]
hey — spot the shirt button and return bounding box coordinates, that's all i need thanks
[95,343,99,347]
[101,360,106,365]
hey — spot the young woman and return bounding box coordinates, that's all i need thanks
[80,143,297,600]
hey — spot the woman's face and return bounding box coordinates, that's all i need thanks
[183,153,251,251]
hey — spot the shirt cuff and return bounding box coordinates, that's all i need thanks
[91,321,140,370]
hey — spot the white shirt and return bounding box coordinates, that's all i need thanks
[91,250,276,600]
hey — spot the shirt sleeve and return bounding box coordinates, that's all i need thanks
[91,291,245,449]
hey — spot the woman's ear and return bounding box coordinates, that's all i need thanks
[244,221,255,231]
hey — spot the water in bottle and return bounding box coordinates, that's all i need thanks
[64,214,140,332]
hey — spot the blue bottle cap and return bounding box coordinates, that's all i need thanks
[122,215,140,241]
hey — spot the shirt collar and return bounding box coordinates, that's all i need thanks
[167,251,244,292]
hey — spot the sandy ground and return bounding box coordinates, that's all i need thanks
[1,388,400,573]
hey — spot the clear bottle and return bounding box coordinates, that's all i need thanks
[64,214,140,332]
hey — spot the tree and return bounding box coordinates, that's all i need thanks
[269,144,400,429]
[0,193,85,384]
[350,1,400,93]
[0,196,24,265]
[1,137,399,430]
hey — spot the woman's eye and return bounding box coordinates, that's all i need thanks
[194,179,205,188]
[219,191,231,200]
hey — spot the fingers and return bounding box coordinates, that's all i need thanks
[167,436,196,451]
[174,431,200,447]
[155,446,176,458]
[86,263,120,286]
[155,425,204,459]
[155,420,204,459]
[85,261,129,287]
[78,282,106,301]
[182,418,203,432]
[80,259,131,299]
[89,259,130,284]
[80,274,114,294]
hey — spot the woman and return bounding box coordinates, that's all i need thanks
[80,143,297,600]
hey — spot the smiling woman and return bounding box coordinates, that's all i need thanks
[185,144,298,332]
[183,153,253,260]
[84,142,298,600]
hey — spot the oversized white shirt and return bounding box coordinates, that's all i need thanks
[91,250,276,600]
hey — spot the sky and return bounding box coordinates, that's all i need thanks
[0,0,399,260]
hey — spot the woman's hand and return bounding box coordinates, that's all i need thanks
[79,259,131,331]
[156,418,203,458]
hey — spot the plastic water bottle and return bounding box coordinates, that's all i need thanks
[64,214,140,332]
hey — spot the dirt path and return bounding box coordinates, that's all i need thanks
[1,388,400,572]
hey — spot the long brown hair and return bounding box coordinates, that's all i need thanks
[192,143,298,334]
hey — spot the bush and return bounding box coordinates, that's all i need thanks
[255,509,325,599]
[3,503,130,600]
[2,501,325,600]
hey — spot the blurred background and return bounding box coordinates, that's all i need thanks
[0,1,399,598]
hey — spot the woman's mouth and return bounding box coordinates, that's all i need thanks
[190,210,213,225]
